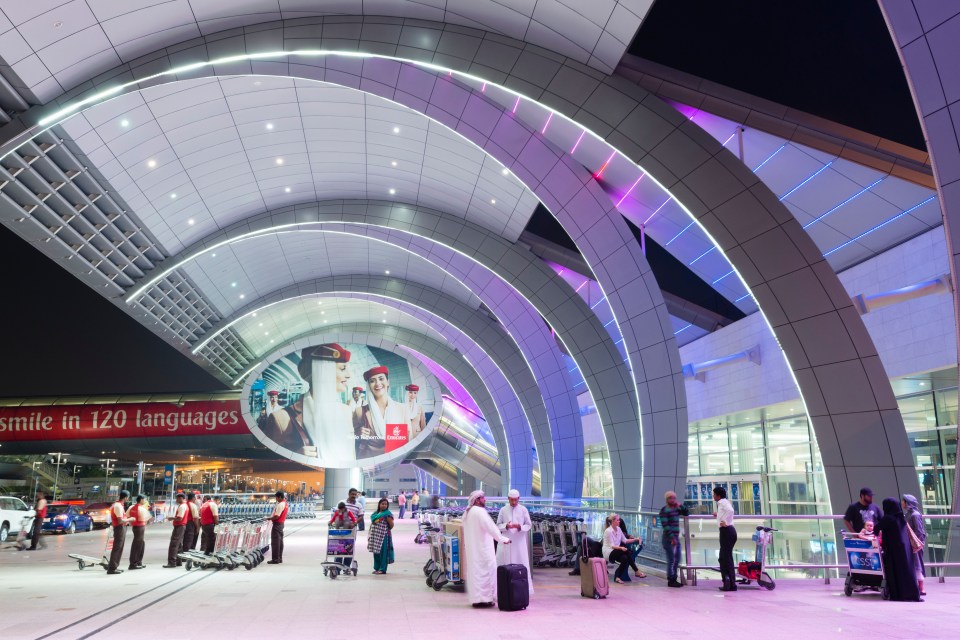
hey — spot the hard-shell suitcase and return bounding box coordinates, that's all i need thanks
[580,556,609,599]
[497,563,530,611]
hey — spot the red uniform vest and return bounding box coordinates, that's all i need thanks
[110,501,124,527]
[274,500,288,524]
[175,502,190,526]
[36,501,47,519]
[200,502,216,525]
[130,504,145,527]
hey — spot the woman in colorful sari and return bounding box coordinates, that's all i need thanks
[367,497,395,574]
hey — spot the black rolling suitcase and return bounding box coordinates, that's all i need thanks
[497,564,529,611]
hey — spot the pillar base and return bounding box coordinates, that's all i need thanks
[324,467,363,510]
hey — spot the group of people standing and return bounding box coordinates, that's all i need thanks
[329,487,395,574]
[845,487,926,602]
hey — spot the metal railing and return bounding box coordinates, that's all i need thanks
[437,496,960,585]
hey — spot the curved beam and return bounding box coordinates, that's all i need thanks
[247,322,514,494]
[138,202,594,501]
[213,277,547,494]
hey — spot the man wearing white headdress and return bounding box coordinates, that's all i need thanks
[496,489,533,595]
[462,490,511,608]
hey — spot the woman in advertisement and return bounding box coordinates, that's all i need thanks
[357,366,409,458]
[405,384,426,436]
[264,344,356,465]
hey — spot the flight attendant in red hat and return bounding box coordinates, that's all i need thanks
[357,366,409,457]
[265,390,281,417]
[405,384,426,436]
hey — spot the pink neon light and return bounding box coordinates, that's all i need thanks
[512,96,521,113]
[481,82,486,92]
[594,150,616,179]
[574,279,588,293]
[541,112,553,135]
[570,130,586,154]
[615,174,645,208]
[643,197,672,224]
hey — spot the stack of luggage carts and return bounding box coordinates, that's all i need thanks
[417,506,499,592]
[532,514,584,569]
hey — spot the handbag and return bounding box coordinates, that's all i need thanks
[906,522,924,553]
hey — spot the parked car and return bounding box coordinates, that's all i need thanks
[0,496,35,543]
[43,504,94,534]
[85,502,112,528]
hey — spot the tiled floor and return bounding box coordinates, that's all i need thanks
[1,518,954,639]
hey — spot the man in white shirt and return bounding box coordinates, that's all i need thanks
[462,491,510,607]
[345,488,364,530]
[496,489,533,595]
[357,491,368,531]
[713,486,738,592]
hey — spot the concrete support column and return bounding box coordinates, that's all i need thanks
[323,467,363,510]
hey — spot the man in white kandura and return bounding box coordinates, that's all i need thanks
[462,490,511,608]
[496,489,533,595]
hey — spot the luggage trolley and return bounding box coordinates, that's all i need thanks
[424,531,462,591]
[322,528,358,579]
[842,531,887,597]
[735,526,777,590]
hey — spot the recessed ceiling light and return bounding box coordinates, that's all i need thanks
[393,126,400,134]
[391,161,397,167]
[323,320,327,324]
[320,311,325,315]
[501,167,509,175]
[147,159,157,168]
[318,301,323,305]
[187,218,195,225]
[53,20,63,28]
[382,311,387,314]
[251,312,256,317]
[275,157,284,165]
[266,122,274,130]
[231,282,237,288]
[382,319,386,323]
[284,187,291,193]
[490,199,496,204]
[270,339,274,343]
[170,193,177,199]
[259,323,263,327]
[239,294,245,299]
[264,331,269,336]
[388,188,396,195]
[385,270,390,275]
[120,119,129,127]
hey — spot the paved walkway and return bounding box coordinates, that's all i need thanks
[0,517,954,639]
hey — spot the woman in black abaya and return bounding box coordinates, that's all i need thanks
[875,497,922,602]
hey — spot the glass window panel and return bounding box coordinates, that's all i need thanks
[764,416,811,446]
[700,451,730,475]
[730,424,764,450]
[768,442,812,473]
[898,392,937,431]
[699,429,728,454]
[935,388,958,427]
[730,447,764,473]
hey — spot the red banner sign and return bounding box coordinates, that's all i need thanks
[0,400,247,442]
[384,423,408,453]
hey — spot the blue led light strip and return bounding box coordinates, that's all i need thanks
[674,323,693,335]
[752,144,786,171]
[665,221,695,245]
[689,246,715,265]
[823,195,937,257]
[712,270,735,285]
[802,177,884,229]
[779,161,834,201]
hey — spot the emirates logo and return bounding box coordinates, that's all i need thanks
[392,425,401,437]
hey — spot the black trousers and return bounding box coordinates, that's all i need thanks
[183,522,198,551]
[168,525,186,565]
[129,526,145,568]
[28,517,46,550]
[271,522,285,562]
[609,548,638,579]
[201,523,217,554]
[718,526,738,586]
[107,525,126,572]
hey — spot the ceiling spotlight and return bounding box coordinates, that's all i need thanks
[382,311,387,314]
[251,312,256,317]
[259,323,263,327]
[320,311,325,315]
[385,270,390,275]
[393,126,400,134]
[388,188,396,195]
[382,319,386,323]
[501,167,509,175]
[323,320,328,324]
[239,294,245,299]
[270,339,274,343]
[264,331,269,336]
[275,158,284,165]
[391,160,397,167]
[170,193,177,199]
[211,253,216,258]
[120,119,129,127]
[231,282,237,288]
[284,187,291,193]
[53,20,63,28]
[317,301,323,305]
[147,159,157,168]
[187,218,195,225]
[266,123,274,130]
[490,199,496,204]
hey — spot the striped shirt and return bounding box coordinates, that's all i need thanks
[658,504,689,542]
[345,500,363,520]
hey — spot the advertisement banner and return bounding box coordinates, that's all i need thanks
[0,400,246,443]
[244,342,437,469]
[163,465,174,486]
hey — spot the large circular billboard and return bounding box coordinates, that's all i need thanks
[243,342,438,468]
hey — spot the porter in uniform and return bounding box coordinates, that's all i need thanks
[200,496,221,554]
[267,491,288,564]
[126,494,152,569]
[164,493,189,568]
[183,492,201,551]
[28,491,47,550]
[106,490,131,575]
